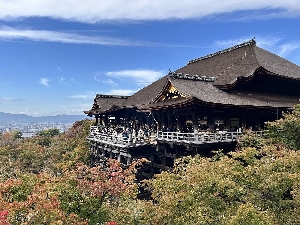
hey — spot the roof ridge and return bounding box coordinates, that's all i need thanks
[171,72,216,82]
[96,94,129,99]
[187,39,256,65]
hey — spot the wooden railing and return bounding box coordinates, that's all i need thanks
[87,126,265,147]
[157,130,265,144]
[87,126,156,147]
[158,130,265,144]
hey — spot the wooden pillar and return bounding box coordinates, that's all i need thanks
[162,149,166,169]
[207,116,214,130]
[225,113,230,131]
[99,114,103,126]
[147,113,150,127]
[117,151,121,162]
[161,112,165,128]
[175,146,181,158]
[150,154,154,176]
[104,114,108,126]
[116,115,120,125]
[168,114,171,128]
[157,113,161,130]
[176,113,181,131]
[242,114,246,132]
[192,111,197,132]
[257,114,261,130]
[127,155,132,165]
[95,115,99,125]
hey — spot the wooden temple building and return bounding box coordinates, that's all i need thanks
[84,39,300,177]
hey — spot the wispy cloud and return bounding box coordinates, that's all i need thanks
[59,77,77,85]
[40,78,51,87]
[0,25,195,47]
[214,36,300,58]
[69,94,94,100]
[214,36,281,49]
[106,69,165,84]
[94,77,118,87]
[0,26,203,48]
[278,43,300,57]
[0,97,24,101]
[106,89,136,96]
[0,1,300,22]
[0,26,151,46]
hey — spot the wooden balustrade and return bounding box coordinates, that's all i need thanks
[87,126,265,146]
[157,131,244,144]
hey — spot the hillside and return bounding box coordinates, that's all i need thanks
[0,112,87,123]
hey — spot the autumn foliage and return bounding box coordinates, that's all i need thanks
[0,105,300,224]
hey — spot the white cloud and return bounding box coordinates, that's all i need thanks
[0,1,300,22]
[214,36,300,58]
[94,77,118,86]
[0,97,23,101]
[278,43,300,57]
[106,89,136,96]
[40,78,51,87]
[214,36,281,49]
[69,94,94,100]
[106,69,165,84]
[0,26,167,47]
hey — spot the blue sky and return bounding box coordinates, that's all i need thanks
[0,1,300,116]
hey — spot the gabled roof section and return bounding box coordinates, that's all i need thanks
[124,76,169,108]
[187,39,256,65]
[254,46,300,80]
[84,94,129,115]
[176,39,300,87]
[150,77,192,104]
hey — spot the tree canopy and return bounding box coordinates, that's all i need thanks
[0,105,299,224]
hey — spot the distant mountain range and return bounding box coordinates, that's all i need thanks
[0,112,89,123]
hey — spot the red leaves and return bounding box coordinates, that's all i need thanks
[75,159,130,198]
[0,210,9,225]
[106,222,118,225]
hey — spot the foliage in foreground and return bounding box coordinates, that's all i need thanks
[0,119,140,224]
[107,105,300,225]
[267,104,300,150]
[0,105,300,224]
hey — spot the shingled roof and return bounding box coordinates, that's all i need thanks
[169,76,299,108]
[176,39,300,87]
[85,39,300,115]
[84,94,129,116]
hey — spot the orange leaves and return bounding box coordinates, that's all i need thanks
[75,159,132,198]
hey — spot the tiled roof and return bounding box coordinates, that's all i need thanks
[187,39,256,65]
[176,39,300,87]
[84,39,300,115]
[84,94,129,115]
[170,78,299,108]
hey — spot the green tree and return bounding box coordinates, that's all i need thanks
[12,131,23,140]
[37,128,60,137]
[267,104,300,150]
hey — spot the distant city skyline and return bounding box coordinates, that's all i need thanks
[0,1,300,116]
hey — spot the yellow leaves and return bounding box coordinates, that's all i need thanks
[228,203,275,225]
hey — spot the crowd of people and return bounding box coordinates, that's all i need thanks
[92,123,158,143]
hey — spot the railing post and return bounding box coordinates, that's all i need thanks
[194,130,198,142]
